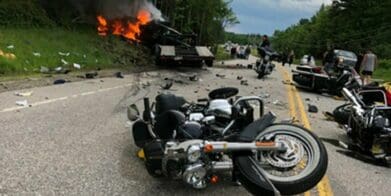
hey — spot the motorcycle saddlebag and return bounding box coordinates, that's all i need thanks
[143,140,165,177]
[132,120,153,148]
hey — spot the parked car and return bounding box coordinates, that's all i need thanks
[300,55,316,66]
[333,49,357,67]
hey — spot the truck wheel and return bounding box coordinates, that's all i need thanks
[205,60,213,67]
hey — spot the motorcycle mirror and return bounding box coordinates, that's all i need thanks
[127,104,140,121]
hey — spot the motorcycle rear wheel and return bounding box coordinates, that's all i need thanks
[254,124,328,195]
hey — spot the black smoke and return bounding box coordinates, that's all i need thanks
[39,0,162,24]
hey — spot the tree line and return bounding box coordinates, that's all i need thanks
[271,0,391,60]
[154,0,238,45]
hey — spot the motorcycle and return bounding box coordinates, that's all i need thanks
[127,87,328,195]
[339,87,391,165]
[292,59,362,95]
[255,47,278,79]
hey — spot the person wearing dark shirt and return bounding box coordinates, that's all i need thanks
[323,48,335,74]
[260,35,270,48]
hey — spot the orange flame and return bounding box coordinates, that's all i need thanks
[96,10,152,41]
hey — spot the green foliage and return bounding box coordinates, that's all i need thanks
[215,46,231,61]
[224,32,262,45]
[0,0,54,27]
[374,59,391,82]
[0,28,151,75]
[272,0,391,59]
[157,0,238,45]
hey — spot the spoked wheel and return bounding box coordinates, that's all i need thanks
[254,124,328,195]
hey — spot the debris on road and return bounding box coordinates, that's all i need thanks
[259,93,271,99]
[85,72,98,79]
[240,80,249,86]
[53,79,67,85]
[189,75,198,81]
[115,72,124,79]
[247,64,253,69]
[237,76,243,80]
[305,98,311,102]
[16,100,28,107]
[282,80,293,85]
[323,112,335,121]
[161,80,173,90]
[308,104,319,113]
[15,91,33,97]
[73,63,81,69]
[216,74,226,78]
[273,100,285,107]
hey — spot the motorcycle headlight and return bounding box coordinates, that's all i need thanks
[187,145,202,162]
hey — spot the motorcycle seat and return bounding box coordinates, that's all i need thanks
[154,110,186,139]
[155,93,187,115]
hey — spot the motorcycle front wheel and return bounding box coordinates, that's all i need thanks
[254,124,328,195]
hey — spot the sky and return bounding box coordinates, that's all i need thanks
[227,0,332,35]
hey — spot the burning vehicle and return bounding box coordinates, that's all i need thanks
[96,9,214,67]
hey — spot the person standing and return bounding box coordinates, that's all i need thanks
[323,47,335,74]
[360,49,378,85]
[288,50,295,67]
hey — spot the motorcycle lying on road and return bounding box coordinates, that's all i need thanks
[335,88,391,165]
[292,60,362,95]
[255,47,278,79]
[127,87,328,195]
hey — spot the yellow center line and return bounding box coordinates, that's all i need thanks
[277,64,334,196]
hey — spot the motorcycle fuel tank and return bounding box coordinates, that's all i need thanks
[207,99,232,118]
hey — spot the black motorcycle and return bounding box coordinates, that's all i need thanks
[255,47,278,79]
[292,61,362,95]
[337,88,391,165]
[127,87,328,195]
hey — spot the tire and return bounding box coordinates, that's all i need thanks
[333,104,351,125]
[257,73,265,79]
[205,60,213,67]
[254,124,328,195]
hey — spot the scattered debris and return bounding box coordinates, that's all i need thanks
[259,93,271,99]
[308,104,319,113]
[237,76,243,80]
[61,59,69,65]
[189,75,198,81]
[33,52,41,57]
[216,74,226,78]
[40,66,50,73]
[85,72,98,79]
[247,64,253,69]
[16,100,28,107]
[73,63,81,69]
[7,45,14,49]
[282,80,293,85]
[240,80,249,86]
[58,52,70,56]
[174,80,185,84]
[115,72,124,79]
[323,112,335,121]
[305,98,311,102]
[53,79,67,85]
[333,96,345,101]
[273,100,285,107]
[15,91,33,97]
[161,80,173,90]
[141,81,151,88]
[55,67,63,72]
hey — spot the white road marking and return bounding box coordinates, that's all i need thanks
[0,83,134,113]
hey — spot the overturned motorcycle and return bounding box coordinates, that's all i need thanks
[334,88,391,166]
[127,88,328,195]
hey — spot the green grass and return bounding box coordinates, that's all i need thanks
[215,46,231,61]
[0,27,151,76]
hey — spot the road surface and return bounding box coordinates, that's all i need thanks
[0,62,390,195]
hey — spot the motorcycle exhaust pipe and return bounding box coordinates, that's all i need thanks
[204,141,286,153]
[342,88,361,107]
[211,161,233,172]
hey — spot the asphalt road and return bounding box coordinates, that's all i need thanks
[0,62,390,195]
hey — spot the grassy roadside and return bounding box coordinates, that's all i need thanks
[0,27,152,77]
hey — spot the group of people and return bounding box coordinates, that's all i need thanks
[229,45,252,59]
